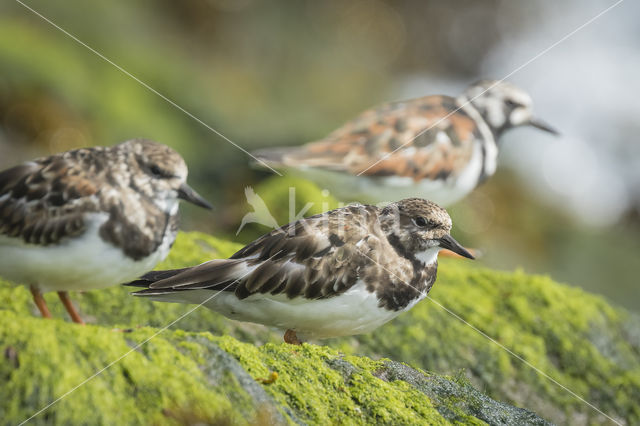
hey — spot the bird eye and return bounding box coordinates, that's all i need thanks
[505,99,519,109]
[149,164,169,178]
[413,216,428,227]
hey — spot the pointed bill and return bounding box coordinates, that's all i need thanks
[438,234,474,259]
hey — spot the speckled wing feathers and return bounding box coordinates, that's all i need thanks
[0,156,100,245]
[131,202,439,311]
[133,205,381,301]
[0,143,177,261]
[277,95,479,181]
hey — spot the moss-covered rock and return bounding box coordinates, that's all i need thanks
[0,310,549,425]
[347,264,640,425]
[2,231,638,425]
[234,176,640,425]
[1,178,638,424]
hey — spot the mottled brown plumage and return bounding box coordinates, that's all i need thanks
[284,95,478,182]
[0,138,212,323]
[253,80,558,206]
[129,198,473,340]
[0,139,208,259]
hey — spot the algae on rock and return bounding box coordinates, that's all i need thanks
[1,176,639,424]
[239,176,640,425]
[0,311,549,425]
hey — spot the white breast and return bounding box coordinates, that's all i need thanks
[415,247,440,265]
[290,144,485,207]
[146,279,426,340]
[0,213,175,293]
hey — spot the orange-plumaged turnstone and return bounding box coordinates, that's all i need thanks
[0,139,212,324]
[253,80,558,206]
[127,198,472,343]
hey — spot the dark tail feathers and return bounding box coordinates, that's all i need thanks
[123,268,189,288]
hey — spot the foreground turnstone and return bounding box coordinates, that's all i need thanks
[253,80,558,206]
[0,138,212,323]
[128,198,473,343]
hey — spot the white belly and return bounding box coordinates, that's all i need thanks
[146,280,423,339]
[288,144,484,207]
[0,213,175,293]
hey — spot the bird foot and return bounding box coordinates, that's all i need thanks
[30,286,52,319]
[284,329,301,345]
[57,291,85,324]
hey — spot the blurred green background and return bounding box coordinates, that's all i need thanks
[1,0,638,311]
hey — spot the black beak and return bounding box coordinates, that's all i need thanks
[438,234,474,260]
[177,183,213,210]
[529,118,560,136]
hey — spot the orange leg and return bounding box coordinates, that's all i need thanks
[57,291,85,325]
[284,329,301,345]
[30,286,52,319]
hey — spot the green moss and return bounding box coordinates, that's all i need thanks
[342,260,640,425]
[231,176,640,424]
[156,232,243,270]
[0,310,547,425]
[0,312,248,425]
[1,177,638,424]
[216,338,542,425]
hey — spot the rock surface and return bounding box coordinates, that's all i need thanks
[1,311,550,425]
[1,226,638,424]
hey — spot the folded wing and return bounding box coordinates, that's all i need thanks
[253,95,479,182]
[129,205,380,301]
[0,157,99,245]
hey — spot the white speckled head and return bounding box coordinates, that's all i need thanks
[459,80,558,137]
[117,139,212,212]
[379,198,472,261]
[129,138,188,180]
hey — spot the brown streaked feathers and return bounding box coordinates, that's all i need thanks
[256,95,479,182]
[0,139,184,260]
[129,202,441,311]
[0,156,100,245]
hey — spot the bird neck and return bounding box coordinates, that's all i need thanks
[414,247,440,266]
[455,95,500,180]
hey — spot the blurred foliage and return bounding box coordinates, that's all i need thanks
[0,0,638,312]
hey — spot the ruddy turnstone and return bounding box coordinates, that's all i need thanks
[253,80,558,206]
[127,198,472,343]
[0,138,212,323]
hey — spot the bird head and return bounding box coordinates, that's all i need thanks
[380,198,473,264]
[120,139,212,213]
[460,80,558,137]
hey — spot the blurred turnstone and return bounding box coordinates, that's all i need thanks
[127,198,472,343]
[253,80,558,206]
[0,139,212,323]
